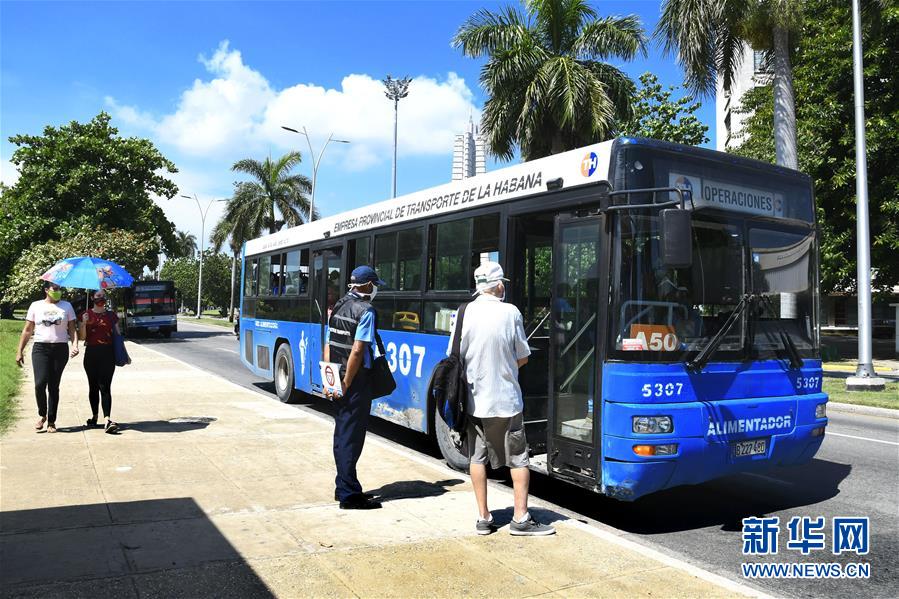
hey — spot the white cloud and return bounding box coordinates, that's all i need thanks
[0,159,20,187]
[107,40,479,164]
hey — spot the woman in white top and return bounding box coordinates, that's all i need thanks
[15,281,80,433]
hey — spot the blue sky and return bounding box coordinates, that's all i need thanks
[1,0,716,246]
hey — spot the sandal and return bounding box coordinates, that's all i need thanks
[35,417,46,431]
[47,424,57,433]
[105,421,119,434]
[86,416,98,428]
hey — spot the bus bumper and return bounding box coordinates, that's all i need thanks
[600,393,828,501]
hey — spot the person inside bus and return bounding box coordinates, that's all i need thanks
[80,290,121,434]
[323,265,386,510]
[448,261,555,536]
[15,280,80,434]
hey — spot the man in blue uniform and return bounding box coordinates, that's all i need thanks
[323,265,384,510]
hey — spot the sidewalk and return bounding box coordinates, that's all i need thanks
[1,342,753,598]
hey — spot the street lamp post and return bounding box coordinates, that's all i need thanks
[281,126,350,222]
[846,0,885,392]
[382,75,412,198]
[181,194,222,319]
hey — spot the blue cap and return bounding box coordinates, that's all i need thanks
[350,265,386,287]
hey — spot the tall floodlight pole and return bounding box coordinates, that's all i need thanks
[847,0,885,391]
[281,126,350,222]
[181,194,223,319]
[382,75,411,198]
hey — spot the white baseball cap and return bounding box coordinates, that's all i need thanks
[472,261,509,295]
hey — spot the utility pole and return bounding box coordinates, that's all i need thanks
[382,75,411,198]
[846,0,885,392]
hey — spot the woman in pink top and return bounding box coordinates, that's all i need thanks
[15,281,80,433]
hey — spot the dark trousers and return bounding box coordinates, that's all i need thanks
[333,368,373,501]
[84,345,115,418]
[32,342,69,424]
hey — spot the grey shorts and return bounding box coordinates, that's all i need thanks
[466,413,529,469]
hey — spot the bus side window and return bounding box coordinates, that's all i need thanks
[375,233,398,291]
[258,255,272,296]
[429,219,470,290]
[299,249,309,294]
[244,258,258,297]
[271,253,285,296]
[349,237,371,272]
[397,228,423,291]
[284,250,300,295]
[472,213,500,275]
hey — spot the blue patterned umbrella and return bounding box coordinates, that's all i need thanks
[41,256,134,290]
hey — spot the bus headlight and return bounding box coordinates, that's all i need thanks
[815,403,827,419]
[633,416,673,434]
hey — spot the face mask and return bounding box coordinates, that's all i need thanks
[94,298,107,308]
[367,285,378,301]
[47,289,62,301]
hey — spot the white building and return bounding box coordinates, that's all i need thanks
[716,46,773,151]
[451,116,487,181]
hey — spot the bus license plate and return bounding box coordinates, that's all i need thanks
[732,438,767,457]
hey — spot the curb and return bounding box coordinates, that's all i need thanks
[828,401,899,420]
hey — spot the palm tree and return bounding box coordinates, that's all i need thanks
[174,230,197,258]
[656,0,802,168]
[453,0,646,161]
[230,151,315,234]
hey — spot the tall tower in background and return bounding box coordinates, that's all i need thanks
[452,116,487,181]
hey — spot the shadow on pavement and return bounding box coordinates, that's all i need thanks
[0,498,274,597]
[527,458,851,536]
[370,478,465,502]
[490,506,570,528]
[123,417,217,434]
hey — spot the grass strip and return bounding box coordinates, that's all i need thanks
[0,319,25,433]
[823,378,898,410]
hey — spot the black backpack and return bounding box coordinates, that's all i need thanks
[429,303,469,433]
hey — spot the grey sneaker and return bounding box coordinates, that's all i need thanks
[476,516,496,535]
[509,513,555,536]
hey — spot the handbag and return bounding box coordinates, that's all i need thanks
[369,311,396,399]
[113,331,131,367]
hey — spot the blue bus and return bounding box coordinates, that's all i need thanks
[238,138,828,500]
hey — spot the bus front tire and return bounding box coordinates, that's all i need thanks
[274,344,299,404]
[434,406,470,472]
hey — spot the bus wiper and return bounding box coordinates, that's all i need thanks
[757,294,803,369]
[688,294,755,373]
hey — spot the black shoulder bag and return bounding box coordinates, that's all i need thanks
[370,312,397,399]
[428,303,469,433]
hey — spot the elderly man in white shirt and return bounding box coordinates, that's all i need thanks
[448,261,555,536]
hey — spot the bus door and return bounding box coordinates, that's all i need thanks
[548,215,604,486]
[509,214,554,456]
[310,245,343,391]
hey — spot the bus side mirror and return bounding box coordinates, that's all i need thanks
[660,209,693,268]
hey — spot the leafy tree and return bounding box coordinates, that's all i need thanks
[159,252,233,316]
[230,151,314,234]
[2,228,158,306]
[0,112,179,293]
[657,0,803,168]
[732,0,898,293]
[618,72,709,145]
[173,230,198,259]
[453,0,646,160]
[211,203,254,322]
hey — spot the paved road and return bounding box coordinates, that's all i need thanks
[136,320,899,598]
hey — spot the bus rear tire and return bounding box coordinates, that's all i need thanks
[274,343,299,404]
[434,406,469,472]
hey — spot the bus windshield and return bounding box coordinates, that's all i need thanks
[609,213,818,362]
[130,287,176,317]
[608,146,819,363]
